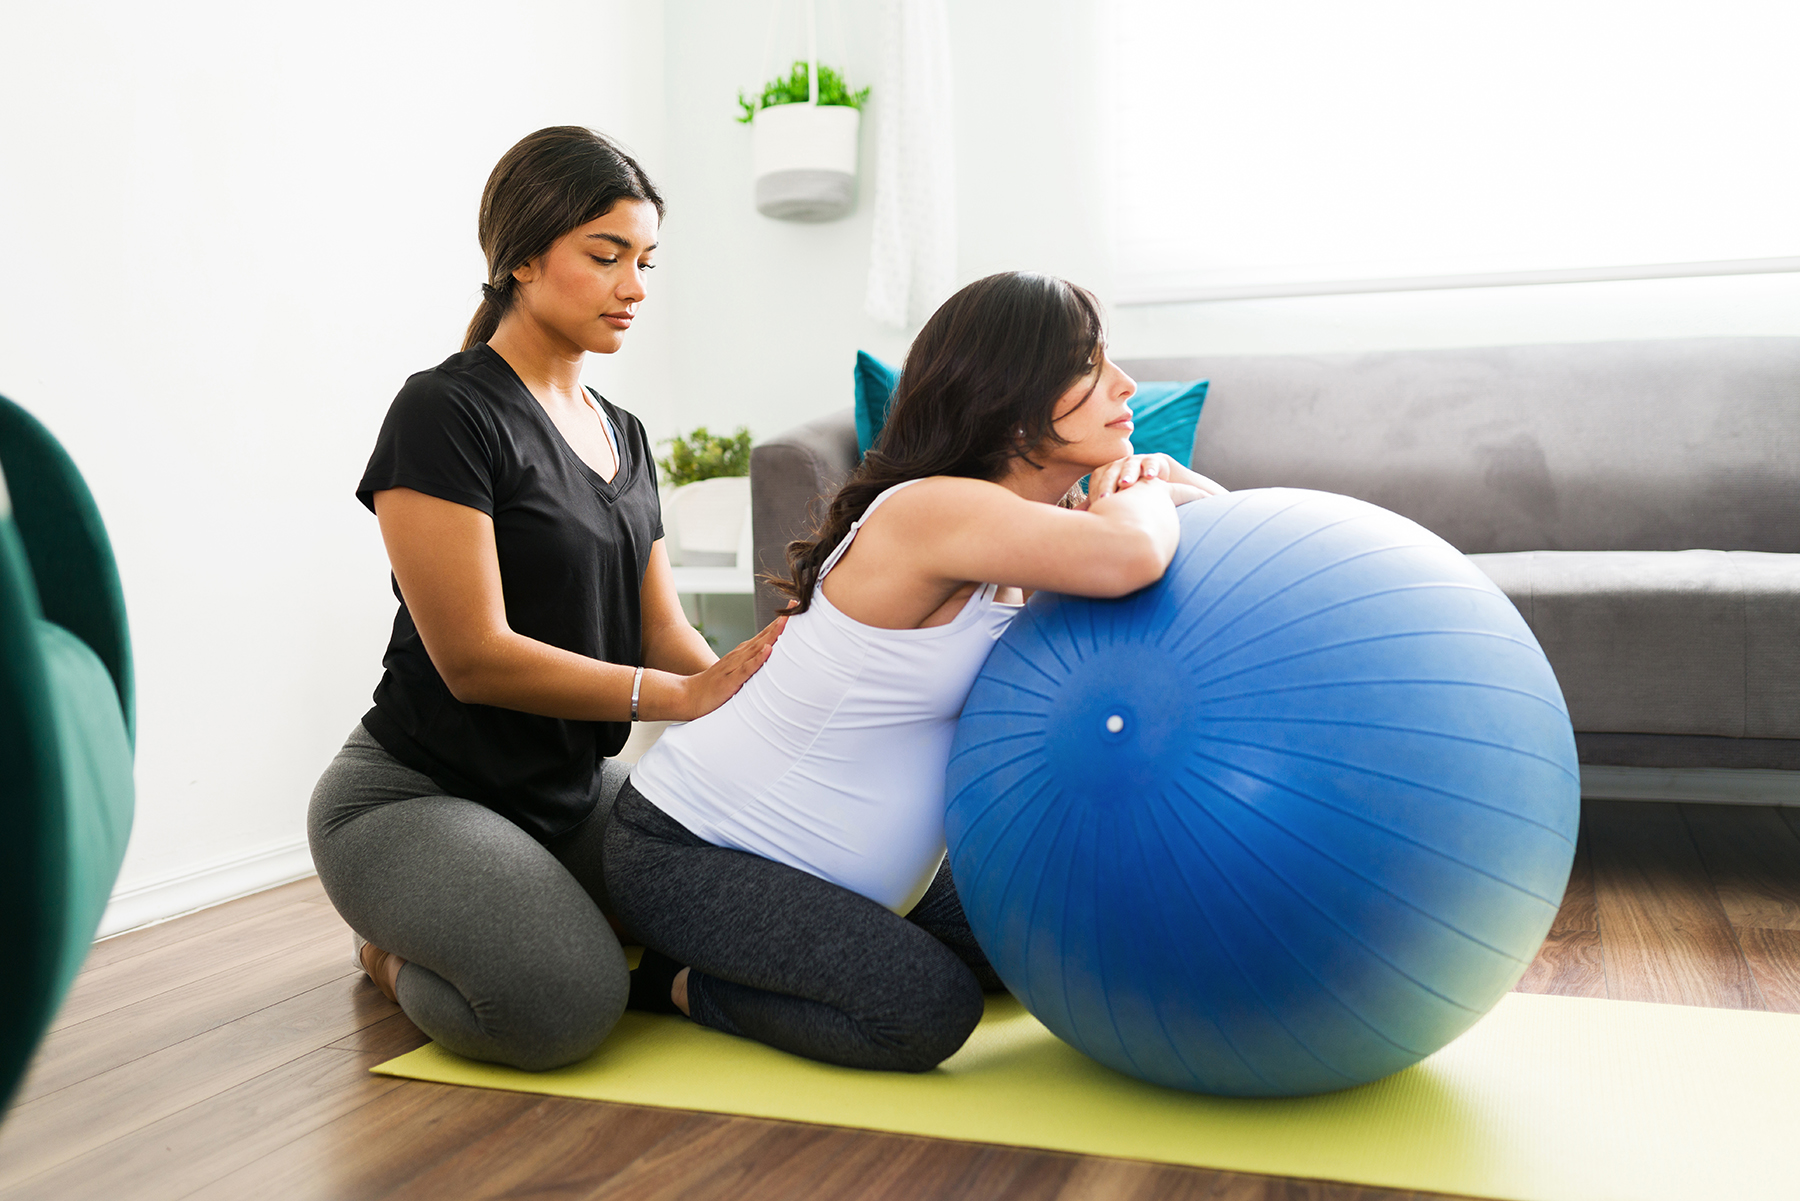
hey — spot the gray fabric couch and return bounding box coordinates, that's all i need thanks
[750,337,1800,774]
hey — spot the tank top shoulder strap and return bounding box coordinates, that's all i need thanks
[818,478,928,580]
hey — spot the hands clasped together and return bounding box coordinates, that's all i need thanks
[1081,453,1228,509]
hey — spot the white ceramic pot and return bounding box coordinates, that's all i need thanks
[752,102,861,222]
[666,476,752,567]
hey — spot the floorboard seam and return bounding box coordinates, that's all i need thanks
[55,922,355,1038]
[12,968,366,1120]
[160,1048,400,1201]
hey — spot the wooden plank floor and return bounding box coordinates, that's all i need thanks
[5,799,1800,1200]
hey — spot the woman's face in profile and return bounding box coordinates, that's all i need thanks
[513,198,660,355]
[1042,353,1139,472]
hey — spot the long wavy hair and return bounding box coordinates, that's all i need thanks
[770,272,1106,614]
[462,127,664,351]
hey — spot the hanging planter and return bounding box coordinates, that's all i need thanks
[751,97,861,222]
[738,5,870,223]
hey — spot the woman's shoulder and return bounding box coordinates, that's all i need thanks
[850,477,1026,552]
[379,348,521,444]
[393,345,506,408]
[871,475,1016,514]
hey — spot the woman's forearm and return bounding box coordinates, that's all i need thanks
[1081,482,1182,593]
[642,612,717,676]
[442,630,696,722]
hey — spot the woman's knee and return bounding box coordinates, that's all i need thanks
[431,955,629,1072]
[871,962,985,1072]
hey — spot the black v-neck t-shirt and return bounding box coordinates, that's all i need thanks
[356,343,663,841]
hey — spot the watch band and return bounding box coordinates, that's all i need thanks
[631,666,644,722]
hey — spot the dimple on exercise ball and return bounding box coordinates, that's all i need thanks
[945,488,1579,1097]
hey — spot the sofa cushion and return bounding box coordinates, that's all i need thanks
[1470,550,1800,739]
[1118,338,1800,555]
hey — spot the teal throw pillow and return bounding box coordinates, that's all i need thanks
[1121,378,1209,465]
[852,351,1207,465]
[854,351,899,456]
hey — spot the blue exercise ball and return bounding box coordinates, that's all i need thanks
[945,488,1578,1097]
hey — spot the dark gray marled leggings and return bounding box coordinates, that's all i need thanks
[603,779,999,1073]
[308,724,632,1071]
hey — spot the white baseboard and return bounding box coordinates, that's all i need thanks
[1580,765,1800,806]
[97,838,317,940]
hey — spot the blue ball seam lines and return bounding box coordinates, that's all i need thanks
[1183,622,1556,709]
[987,630,1070,688]
[1187,730,1575,849]
[1161,505,1370,637]
[1086,806,1157,1084]
[1030,798,1092,1051]
[1202,712,1580,787]
[1194,676,1574,728]
[945,734,1045,789]
[1158,496,1323,635]
[1160,539,1455,660]
[1125,796,1280,1091]
[957,774,1061,916]
[1177,775,1501,1015]
[1161,787,1445,1053]
[1019,610,1078,677]
[1142,797,1373,1081]
[1171,753,1542,964]
[1171,581,1534,680]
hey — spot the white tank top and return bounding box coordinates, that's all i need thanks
[629,480,1022,914]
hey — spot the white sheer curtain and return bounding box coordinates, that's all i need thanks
[1107,0,1800,302]
[865,0,956,326]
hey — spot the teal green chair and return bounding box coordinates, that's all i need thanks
[0,394,135,1113]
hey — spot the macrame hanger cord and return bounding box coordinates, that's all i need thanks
[826,0,849,80]
[757,0,782,116]
[806,0,819,106]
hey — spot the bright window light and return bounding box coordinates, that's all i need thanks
[1107,0,1800,302]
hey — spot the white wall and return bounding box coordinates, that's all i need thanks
[0,0,668,932]
[653,0,1799,445]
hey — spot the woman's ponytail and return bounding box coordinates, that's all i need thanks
[459,127,664,352]
[462,282,516,352]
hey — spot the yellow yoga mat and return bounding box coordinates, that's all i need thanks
[375,992,1800,1201]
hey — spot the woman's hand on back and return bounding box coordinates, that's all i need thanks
[648,616,787,722]
[376,486,785,723]
[1084,453,1228,509]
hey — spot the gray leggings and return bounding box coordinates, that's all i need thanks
[308,724,632,1071]
[603,780,996,1073]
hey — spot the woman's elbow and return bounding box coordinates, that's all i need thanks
[430,645,497,705]
[437,664,484,705]
[1094,535,1175,597]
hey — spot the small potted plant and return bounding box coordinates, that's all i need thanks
[658,426,754,567]
[739,59,870,222]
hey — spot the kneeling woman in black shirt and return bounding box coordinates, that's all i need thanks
[308,127,782,1070]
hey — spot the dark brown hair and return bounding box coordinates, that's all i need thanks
[770,272,1106,614]
[462,127,665,351]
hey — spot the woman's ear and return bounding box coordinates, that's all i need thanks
[512,258,540,286]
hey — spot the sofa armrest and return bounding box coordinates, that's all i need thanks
[750,409,860,627]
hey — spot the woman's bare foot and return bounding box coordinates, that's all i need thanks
[359,939,405,1003]
[672,966,691,1016]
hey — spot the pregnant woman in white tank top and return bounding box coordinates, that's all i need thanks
[604,272,1226,1072]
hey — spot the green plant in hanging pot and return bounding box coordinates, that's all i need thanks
[737,60,870,122]
[741,58,868,223]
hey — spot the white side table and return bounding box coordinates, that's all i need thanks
[666,565,754,595]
